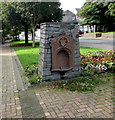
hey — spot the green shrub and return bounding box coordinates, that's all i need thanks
[25,64,41,84]
[29,73,42,84]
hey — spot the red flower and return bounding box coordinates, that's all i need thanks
[106,57,112,59]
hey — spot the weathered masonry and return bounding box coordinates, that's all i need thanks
[38,22,81,81]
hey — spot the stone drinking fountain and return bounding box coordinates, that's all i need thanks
[38,22,81,81]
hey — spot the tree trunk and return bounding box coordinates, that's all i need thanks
[87,25,89,32]
[24,25,28,44]
[82,26,84,32]
[95,25,97,32]
[89,25,92,32]
[32,27,35,47]
[18,34,20,39]
[93,25,96,32]
[14,29,17,40]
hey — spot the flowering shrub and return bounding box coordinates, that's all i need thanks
[81,50,114,73]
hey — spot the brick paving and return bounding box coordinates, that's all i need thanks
[1,43,23,118]
[35,81,113,118]
[1,43,45,119]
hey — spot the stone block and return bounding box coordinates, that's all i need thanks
[43,70,51,76]
[51,74,60,80]
[44,44,50,49]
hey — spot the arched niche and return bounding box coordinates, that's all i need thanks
[51,33,75,72]
[57,50,69,70]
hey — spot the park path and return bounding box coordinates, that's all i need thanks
[1,43,23,118]
[1,42,45,118]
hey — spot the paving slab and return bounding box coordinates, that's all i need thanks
[19,89,45,118]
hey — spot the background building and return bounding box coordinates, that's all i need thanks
[62,10,77,23]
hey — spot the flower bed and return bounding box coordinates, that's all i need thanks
[81,50,114,73]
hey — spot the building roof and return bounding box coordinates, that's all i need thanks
[63,10,76,16]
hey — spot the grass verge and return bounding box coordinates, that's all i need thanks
[80,47,107,54]
[11,40,39,69]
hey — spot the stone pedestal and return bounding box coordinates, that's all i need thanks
[38,22,81,81]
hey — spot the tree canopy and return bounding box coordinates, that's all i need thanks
[108,3,115,16]
[1,2,63,44]
[78,2,115,32]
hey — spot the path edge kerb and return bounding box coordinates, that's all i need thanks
[10,44,45,118]
[11,44,31,90]
[0,44,2,119]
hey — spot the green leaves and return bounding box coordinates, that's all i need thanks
[108,3,115,16]
[1,2,63,43]
[78,2,115,31]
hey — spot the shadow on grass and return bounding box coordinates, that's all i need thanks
[11,42,40,47]
[11,39,40,47]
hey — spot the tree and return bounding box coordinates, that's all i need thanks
[108,3,115,16]
[8,3,22,40]
[1,2,63,45]
[28,2,63,47]
[0,2,12,42]
[1,2,23,42]
[78,2,115,32]
[26,2,42,47]
[12,2,31,44]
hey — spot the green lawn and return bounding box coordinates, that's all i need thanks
[12,40,107,69]
[80,47,107,54]
[12,39,40,47]
[12,40,39,69]
[13,46,39,69]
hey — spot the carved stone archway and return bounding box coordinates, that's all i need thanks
[51,32,75,72]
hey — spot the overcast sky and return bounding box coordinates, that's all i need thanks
[60,0,86,14]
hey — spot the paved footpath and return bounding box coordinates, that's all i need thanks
[1,43,44,119]
[1,43,23,118]
[0,42,114,119]
[35,82,114,118]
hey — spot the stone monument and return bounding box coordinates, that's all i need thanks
[38,22,81,81]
